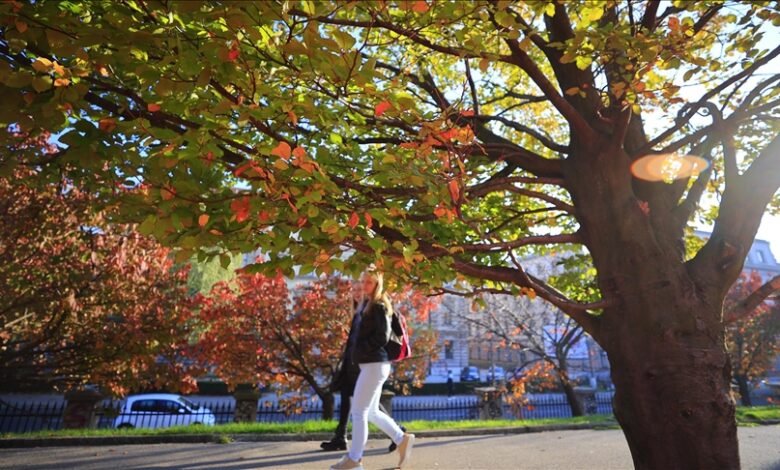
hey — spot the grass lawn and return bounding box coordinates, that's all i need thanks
[2,407,776,439]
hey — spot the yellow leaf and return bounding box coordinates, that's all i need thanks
[32,58,52,73]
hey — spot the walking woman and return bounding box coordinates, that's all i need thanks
[330,268,415,470]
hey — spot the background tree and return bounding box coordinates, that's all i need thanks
[3,2,780,467]
[195,272,438,419]
[0,171,200,395]
[724,271,780,407]
[462,294,589,416]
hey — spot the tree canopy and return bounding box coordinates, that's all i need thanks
[2,1,780,466]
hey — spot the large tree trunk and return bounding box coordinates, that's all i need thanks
[565,145,741,469]
[735,374,753,407]
[601,300,739,469]
[321,392,335,421]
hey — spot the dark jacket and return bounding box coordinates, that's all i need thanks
[351,301,392,365]
[333,313,361,395]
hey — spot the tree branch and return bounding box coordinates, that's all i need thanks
[725,274,780,321]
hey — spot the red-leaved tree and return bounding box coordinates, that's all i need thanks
[0,171,200,395]
[195,271,438,418]
[724,272,780,406]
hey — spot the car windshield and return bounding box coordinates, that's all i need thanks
[177,397,200,410]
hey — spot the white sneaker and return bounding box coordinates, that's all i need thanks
[329,455,363,470]
[397,432,415,468]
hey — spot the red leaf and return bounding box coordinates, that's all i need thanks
[412,1,429,13]
[374,101,392,117]
[147,103,161,112]
[292,146,306,159]
[259,210,270,222]
[461,109,475,117]
[227,47,240,62]
[364,212,373,229]
[448,179,460,202]
[348,212,359,229]
[230,196,251,223]
[198,214,209,227]
[98,118,116,133]
[271,142,292,160]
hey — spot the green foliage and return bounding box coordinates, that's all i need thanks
[186,253,242,295]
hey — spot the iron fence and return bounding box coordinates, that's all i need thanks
[1,392,616,433]
[0,400,65,433]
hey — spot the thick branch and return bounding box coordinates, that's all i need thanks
[726,274,780,321]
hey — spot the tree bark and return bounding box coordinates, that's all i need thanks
[556,359,584,417]
[735,374,753,407]
[564,145,741,469]
[560,378,584,417]
[321,392,335,421]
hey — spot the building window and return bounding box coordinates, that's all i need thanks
[756,250,766,263]
[444,310,452,325]
[444,340,454,359]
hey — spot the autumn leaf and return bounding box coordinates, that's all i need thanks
[98,117,116,133]
[375,101,392,117]
[287,110,298,125]
[292,146,306,159]
[227,46,240,62]
[412,1,429,13]
[348,211,359,229]
[364,212,373,229]
[230,196,251,222]
[271,141,292,160]
[147,103,161,112]
[448,179,460,203]
[198,214,209,227]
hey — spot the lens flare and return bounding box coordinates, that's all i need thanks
[631,153,709,183]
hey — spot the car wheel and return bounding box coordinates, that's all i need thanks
[117,423,134,429]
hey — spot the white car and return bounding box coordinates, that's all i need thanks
[113,394,216,429]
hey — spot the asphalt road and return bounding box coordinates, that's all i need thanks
[2,426,779,470]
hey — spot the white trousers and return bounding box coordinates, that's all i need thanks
[347,362,405,461]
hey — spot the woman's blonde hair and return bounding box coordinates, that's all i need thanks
[364,266,392,315]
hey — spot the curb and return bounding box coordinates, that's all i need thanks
[1,420,776,448]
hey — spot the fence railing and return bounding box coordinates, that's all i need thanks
[1,392,616,433]
[0,400,65,433]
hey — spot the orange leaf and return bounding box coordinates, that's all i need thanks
[448,180,460,202]
[292,146,306,159]
[412,1,429,13]
[364,212,373,229]
[271,141,292,160]
[98,117,116,133]
[198,214,210,227]
[53,78,70,87]
[375,101,392,117]
[460,110,475,117]
[287,110,298,125]
[348,212,359,229]
[147,103,161,112]
[230,196,251,223]
[400,142,419,149]
[161,186,176,200]
[433,205,447,218]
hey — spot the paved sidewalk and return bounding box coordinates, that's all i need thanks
[1,427,779,469]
